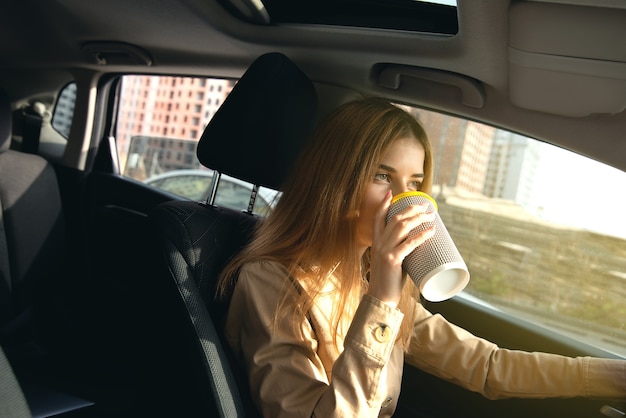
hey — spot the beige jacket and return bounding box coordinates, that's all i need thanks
[224,261,626,418]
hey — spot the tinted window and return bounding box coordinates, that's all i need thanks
[231,0,458,34]
[52,82,77,138]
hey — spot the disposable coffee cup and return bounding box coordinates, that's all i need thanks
[386,191,470,302]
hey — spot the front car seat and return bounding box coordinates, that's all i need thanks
[147,52,318,417]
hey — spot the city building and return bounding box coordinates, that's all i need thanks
[483,130,542,210]
[116,75,235,179]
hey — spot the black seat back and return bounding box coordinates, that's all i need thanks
[147,52,318,417]
[0,88,66,349]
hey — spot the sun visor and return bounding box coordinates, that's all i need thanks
[508,2,626,117]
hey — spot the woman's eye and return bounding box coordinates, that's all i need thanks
[374,173,390,182]
[409,180,422,190]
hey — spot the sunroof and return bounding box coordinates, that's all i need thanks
[221,0,458,35]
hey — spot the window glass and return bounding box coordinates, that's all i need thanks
[52,82,77,138]
[115,75,277,216]
[406,104,626,357]
[256,0,458,34]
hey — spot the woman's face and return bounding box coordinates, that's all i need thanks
[355,136,426,251]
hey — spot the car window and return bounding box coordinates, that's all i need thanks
[257,0,458,34]
[403,103,626,357]
[114,75,277,216]
[52,82,77,138]
[144,170,276,216]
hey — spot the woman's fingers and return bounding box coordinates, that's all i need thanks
[373,190,393,229]
[388,205,436,245]
[398,222,436,258]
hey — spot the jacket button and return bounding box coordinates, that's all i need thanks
[373,325,391,343]
[381,397,393,408]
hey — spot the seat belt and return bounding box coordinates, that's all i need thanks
[20,102,45,155]
[0,346,32,418]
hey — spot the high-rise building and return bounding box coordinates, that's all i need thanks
[415,109,468,189]
[116,75,235,179]
[416,109,495,196]
[483,130,541,210]
[455,121,496,195]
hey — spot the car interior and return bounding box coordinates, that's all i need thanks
[0,0,625,417]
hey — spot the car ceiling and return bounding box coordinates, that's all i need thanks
[1,0,625,172]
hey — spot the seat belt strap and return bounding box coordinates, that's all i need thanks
[0,346,32,417]
[21,103,45,155]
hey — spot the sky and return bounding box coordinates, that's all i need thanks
[533,143,626,240]
[418,0,457,5]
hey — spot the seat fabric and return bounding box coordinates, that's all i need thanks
[0,88,66,350]
[147,52,318,417]
[148,201,259,417]
[0,345,31,418]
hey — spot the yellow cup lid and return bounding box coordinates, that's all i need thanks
[390,191,438,211]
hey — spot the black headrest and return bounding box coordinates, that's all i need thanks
[196,52,318,190]
[0,89,11,153]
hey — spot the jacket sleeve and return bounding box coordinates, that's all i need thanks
[224,261,405,418]
[403,300,626,400]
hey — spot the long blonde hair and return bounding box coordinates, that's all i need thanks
[218,97,433,350]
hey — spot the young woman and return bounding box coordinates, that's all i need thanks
[219,97,625,417]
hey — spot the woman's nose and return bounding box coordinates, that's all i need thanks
[392,183,410,197]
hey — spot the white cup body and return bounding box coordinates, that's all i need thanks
[386,191,470,302]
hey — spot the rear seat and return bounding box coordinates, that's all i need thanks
[0,87,67,353]
[0,87,93,418]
